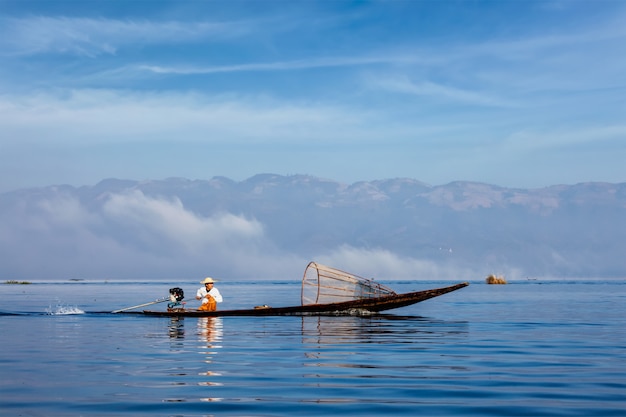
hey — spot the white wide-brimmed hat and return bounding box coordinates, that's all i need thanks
[201,277,217,284]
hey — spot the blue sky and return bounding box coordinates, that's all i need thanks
[1,0,625,192]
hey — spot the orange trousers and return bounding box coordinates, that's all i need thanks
[198,296,217,312]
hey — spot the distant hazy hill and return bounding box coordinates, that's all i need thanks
[1,174,625,280]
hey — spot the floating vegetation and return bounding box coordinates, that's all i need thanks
[486,274,507,284]
[4,280,32,285]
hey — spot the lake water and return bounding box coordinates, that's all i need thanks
[1,279,624,416]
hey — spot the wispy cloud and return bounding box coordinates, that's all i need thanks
[502,125,626,153]
[0,88,394,146]
[135,54,429,75]
[0,16,252,56]
[369,75,519,108]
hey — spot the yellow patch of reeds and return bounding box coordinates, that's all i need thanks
[485,274,507,284]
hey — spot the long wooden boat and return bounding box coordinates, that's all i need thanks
[121,282,469,317]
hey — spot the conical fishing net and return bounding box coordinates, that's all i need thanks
[301,262,396,306]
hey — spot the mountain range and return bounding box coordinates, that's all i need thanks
[1,174,625,281]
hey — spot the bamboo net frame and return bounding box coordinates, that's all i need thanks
[301,262,396,306]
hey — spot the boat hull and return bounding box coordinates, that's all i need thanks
[122,282,469,317]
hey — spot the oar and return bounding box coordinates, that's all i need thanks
[111,297,169,313]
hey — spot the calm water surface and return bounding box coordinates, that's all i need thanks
[1,279,624,416]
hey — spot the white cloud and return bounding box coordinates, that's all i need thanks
[502,124,626,153]
[0,190,286,280]
[0,189,527,281]
[0,16,252,56]
[35,193,100,231]
[370,75,518,108]
[102,190,264,253]
[0,89,379,146]
[135,54,421,75]
[315,245,475,281]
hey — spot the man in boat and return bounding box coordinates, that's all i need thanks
[196,277,223,311]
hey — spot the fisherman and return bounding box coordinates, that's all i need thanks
[196,277,223,311]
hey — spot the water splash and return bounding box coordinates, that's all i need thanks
[46,304,85,315]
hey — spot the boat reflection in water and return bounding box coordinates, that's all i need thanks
[168,317,185,339]
[197,317,224,401]
[296,315,470,405]
[301,314,469,361]
[198,317,223,347]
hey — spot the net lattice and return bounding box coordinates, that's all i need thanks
[301,262,396,306]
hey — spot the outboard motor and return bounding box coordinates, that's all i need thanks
[168,287,185,309]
